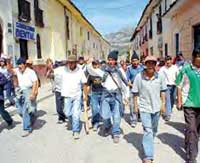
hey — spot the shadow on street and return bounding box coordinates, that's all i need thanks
[165,121,185,135]
[123,132,143,160]
[157,132,186,161]
[32,110,47,131]
[0,121,21,133]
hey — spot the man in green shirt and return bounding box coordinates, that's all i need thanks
[176,48,200,163]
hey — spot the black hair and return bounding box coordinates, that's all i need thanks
[192,48,200,58]
[165,55,172,61]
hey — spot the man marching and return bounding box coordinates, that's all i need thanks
[100,50,129,143]
[60,55,87,139]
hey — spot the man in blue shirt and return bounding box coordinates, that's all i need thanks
[126,51,144,127]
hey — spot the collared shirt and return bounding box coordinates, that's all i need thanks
[15,67,38,90]
[54,66,65,92]
[159,65,179,85]
[60,66,87,98]
[176,63,200,108]
[126,64,144,83]
[132,71,167,113]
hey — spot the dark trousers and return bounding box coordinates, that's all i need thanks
[0,100,13,125]
[55,91,65,121]
[184,107,200,162]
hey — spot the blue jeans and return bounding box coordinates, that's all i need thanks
[100,91,122,136]
[165,85,176,118]
[140,111,160,160]
[64,95,81,132]
[5,81,15,105]
[90,92,101,126]
[16,89,37,131]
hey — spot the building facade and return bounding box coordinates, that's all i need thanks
[0,0,110,77]
[0,0,15,59]
[131,0,200,60]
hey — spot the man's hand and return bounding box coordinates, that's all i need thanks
[30,94,36,101]
[161,103,166,115]
[177,101,183,111]
[134,107,139,114]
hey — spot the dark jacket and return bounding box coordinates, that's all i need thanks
[0,72,7,100]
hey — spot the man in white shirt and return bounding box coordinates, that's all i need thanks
[159,56,179,121]
[60,55,87,139]
[14,58,38,137]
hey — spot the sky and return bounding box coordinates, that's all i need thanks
[72,0,148,35]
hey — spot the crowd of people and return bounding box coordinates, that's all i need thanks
[0,48,199,163]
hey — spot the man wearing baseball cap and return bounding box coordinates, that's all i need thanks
[59,55,87,139]
[14,57,39,137]
[132,56,167,163]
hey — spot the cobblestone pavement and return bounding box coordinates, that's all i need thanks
[0,84,199,163]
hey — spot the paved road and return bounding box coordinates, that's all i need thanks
[0,84,199,163]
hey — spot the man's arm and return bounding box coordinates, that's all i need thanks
[160,92,166,114]
[177,87,182,109]
[30,80,38,100]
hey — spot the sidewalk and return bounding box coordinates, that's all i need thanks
[0,83,53,122]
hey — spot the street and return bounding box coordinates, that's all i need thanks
[0,84,199,163]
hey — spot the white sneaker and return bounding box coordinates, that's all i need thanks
[73,132,80,140]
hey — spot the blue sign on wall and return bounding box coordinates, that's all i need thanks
[15,22,35,40]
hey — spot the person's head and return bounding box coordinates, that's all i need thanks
[159,58,165,67]
[144,56,157,73]
[46,58,53,65]
[107,50,118,67]
[67,55,77,70]
[0,58,6,67]
[192,48,200,68]
[92,60,99,69]
[17,57,27,72]
[26,59,33,68]
[119,60,127,71]
[131,51,139,67]
[78,56,85,65]
[165,56,173,67]
[176,51,183,61]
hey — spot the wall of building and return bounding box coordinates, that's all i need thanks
[169,0,200,59]
[0,0,15,58]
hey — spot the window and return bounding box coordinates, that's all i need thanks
[0,24,3,53]
[157,5,162,34]
[18,0,31,22]
[87,32,90,40]
[65,14,70,40]
[175,33,179,55]
[34,0,44,27]
[80,27,83,37]
[150,47,153,56]
[165,0,167,12]
[19,39,28,59]
[36,34,42,59]
[194,25,200,49]
[149,16,153,39]
[165,43,168,56]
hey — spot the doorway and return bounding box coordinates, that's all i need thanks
[194,24,200,49]
[19,39,28,59]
